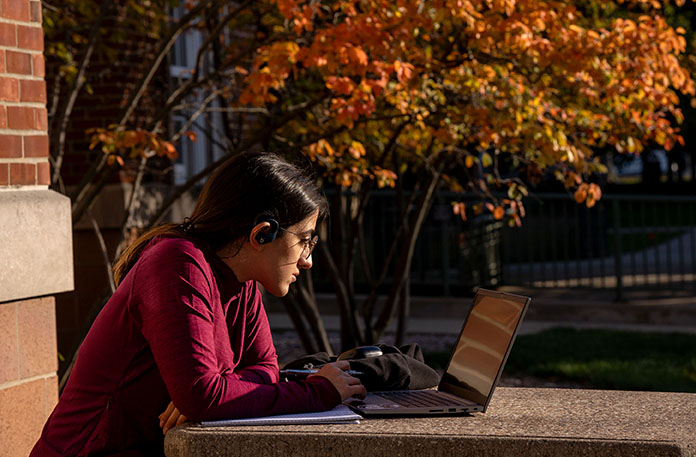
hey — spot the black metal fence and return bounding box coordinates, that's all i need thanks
[316,190,696,298]
[499,193,696,296]
[315,190,505,296]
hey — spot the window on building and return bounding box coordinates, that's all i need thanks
[169,5,227,186]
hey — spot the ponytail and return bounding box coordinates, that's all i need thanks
[112,224,182,286]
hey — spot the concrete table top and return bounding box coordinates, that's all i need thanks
[165,387,696,457]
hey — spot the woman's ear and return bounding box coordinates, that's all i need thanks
[249,219,278,249]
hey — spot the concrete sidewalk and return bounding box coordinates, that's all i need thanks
[266,286,696,336]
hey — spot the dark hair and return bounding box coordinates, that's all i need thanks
[113,151,327,285]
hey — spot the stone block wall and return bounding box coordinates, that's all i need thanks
[0,1,73,456]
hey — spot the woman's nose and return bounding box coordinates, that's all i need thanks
[298,253,313,269]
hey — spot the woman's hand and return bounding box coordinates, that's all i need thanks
[309,361,366,401]
[159,401,189,435]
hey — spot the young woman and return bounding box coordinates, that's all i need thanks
[31,152,365,456]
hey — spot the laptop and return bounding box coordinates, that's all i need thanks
[346,288,530,416]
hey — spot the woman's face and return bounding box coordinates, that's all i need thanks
[255,210,319,297]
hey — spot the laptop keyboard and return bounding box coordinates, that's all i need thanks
[374,390,471,408]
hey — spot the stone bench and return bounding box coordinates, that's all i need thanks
[165,387,696,457]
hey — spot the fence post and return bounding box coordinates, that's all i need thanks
[612,198,624,302]
[441,212,451,296]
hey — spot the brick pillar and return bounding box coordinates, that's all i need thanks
[0,1,73,456]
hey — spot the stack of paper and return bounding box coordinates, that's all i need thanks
[200,405,362,426]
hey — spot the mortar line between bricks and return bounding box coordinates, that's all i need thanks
[0,101,48,108]
[0,74,44,80]
[0,19,43,28]
[0,371,53,390]
[0,158,49,163]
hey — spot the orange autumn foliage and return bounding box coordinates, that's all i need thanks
[75,0,695,226]
[237,0,693,222]
[88,127,181,164]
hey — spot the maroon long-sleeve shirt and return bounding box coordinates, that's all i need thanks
[31,236,340,456]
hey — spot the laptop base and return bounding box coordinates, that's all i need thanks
[346,390,483,416]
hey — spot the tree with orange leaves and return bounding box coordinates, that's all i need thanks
[235,0,694,348]
[54,0,695,353]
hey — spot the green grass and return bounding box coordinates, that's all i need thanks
[424,328,696,393]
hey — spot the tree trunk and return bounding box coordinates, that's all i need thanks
[372,159,445,339]
[316,242,362,349]
[292,271,334,355]
[395,275,410,346]
[278,292,319,354]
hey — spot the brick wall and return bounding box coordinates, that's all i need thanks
[0,297,58,454]
[0,0,48,186]
[0,1,72,456]
[46,3,167,186]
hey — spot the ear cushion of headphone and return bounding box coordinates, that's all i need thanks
[256,218,279,244]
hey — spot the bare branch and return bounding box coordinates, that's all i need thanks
[202,106,270,115]
[47,69,62,120]
[191,0,255,83]
[192,115,235,153]
[372,155,447,337]
[356,226,373,286]
[315,240,363,348]
[118,0,217,127]
[40,1,60,13]
[111,154,152,261]
[152,28,284,131]
[87,209,116,293]
[291,273,334,354]
[146,93,330,228]
[348,120,409,281]
[70,0,217,223]
[170,91,221,142]
[52,0,115,185]
[144,149,235,229]
[279,291,320,354]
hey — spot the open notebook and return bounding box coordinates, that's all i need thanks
[200,404,361,426]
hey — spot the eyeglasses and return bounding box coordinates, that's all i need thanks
[279,227,319,260]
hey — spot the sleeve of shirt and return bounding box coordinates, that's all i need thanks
[128,239,341,422]
[231,281,280,385]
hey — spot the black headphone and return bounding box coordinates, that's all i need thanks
[255,218,279,244]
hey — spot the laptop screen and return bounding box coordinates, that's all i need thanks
[438,289,530,409]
